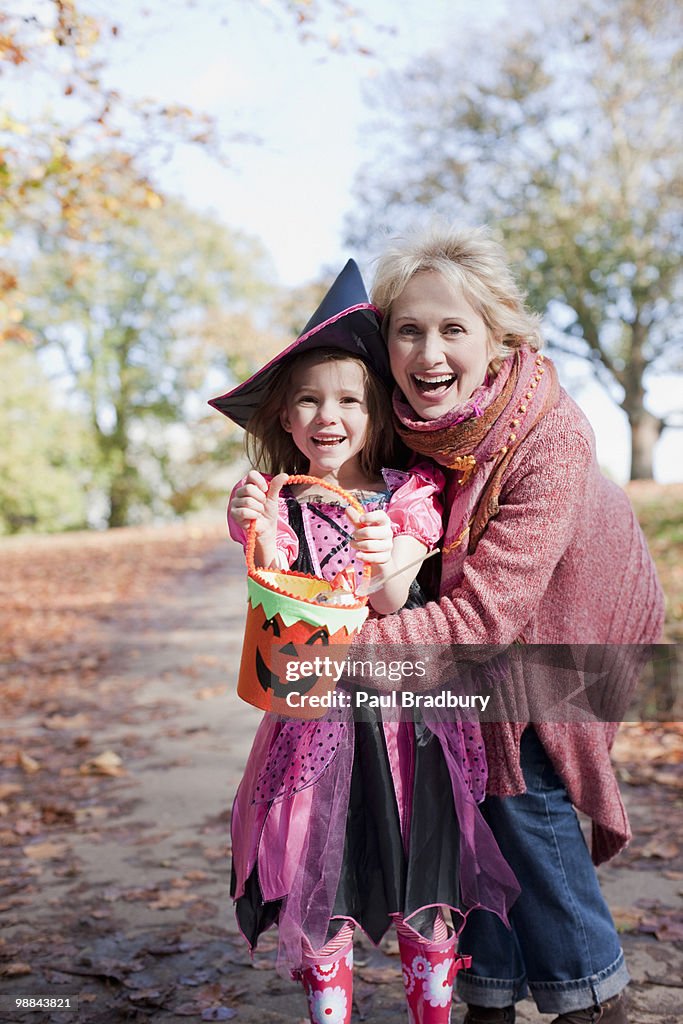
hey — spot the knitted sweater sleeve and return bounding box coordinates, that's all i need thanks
[359,424,593,646]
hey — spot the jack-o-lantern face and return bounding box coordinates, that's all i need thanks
[256,615,329,698]
[237,601,353,717]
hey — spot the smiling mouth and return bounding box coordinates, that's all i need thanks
[312,435,346,447]
[412,373,457,394]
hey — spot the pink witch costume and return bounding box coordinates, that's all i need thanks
[209,261,520,976]
[228,469,519,974]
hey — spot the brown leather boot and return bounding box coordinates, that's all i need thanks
[550,992,628,1024]
[464,1007,515,1024]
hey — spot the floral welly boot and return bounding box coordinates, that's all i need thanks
[299,936,354,1024]
[398,927,472,1024]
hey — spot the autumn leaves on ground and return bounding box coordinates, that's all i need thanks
[1,486,682,1023]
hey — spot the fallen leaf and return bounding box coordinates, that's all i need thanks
[640,839,680,859]
[128,987,172,1005]
[44,713,91,730]
[612,906,646,933]
[638,908,683,942]
[24,841,68,861]
[653,920,683,942]
[17,751,41,774]
[40,803,77,826]
[79,750,125,776]
[0,962,32,977]
[179,970,212,986]
[0,829,22,847]
[12,817,41,836]
[195,685,228,700]
[148,890,197,910]
[0,784,22,800]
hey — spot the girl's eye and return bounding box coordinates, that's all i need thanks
[297,394,317,405]
[340,396,360,405]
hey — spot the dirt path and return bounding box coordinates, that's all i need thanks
[1,534,681,1023]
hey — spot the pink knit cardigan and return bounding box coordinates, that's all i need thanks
[359,388,665,864]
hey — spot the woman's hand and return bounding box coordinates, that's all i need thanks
[348,508,394,565]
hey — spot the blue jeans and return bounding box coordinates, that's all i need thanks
[456,728,629,1013]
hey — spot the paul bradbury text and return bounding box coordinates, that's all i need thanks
[284,689,492,712]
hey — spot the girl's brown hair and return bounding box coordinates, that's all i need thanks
[245,348,397,478]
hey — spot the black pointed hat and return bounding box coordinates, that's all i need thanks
[208,259,389,428]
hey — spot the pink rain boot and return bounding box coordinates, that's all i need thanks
[299,933,354,1024]
[398,924,472,1024]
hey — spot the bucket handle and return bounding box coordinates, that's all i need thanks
[246,474,369,577]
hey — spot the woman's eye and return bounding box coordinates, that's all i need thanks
[398,324,419,336]
[445,324,464,336]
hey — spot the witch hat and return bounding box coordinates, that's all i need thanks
[208,259,389,428]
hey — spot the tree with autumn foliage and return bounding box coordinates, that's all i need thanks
[348,0,683,479]
[0,345,92,534]
[16,172,274,528]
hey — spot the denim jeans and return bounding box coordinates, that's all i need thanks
[456,728,629,1013]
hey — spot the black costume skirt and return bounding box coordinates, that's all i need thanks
[232,703,463,949]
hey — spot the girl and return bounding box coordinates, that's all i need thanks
[210,260,519,1024]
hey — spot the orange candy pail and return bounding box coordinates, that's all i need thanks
[236,475,370,717]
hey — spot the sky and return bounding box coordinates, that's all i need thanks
[106,0,510,285]
[18,0,683,483]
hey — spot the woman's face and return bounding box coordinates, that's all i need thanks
[387,271,495,420]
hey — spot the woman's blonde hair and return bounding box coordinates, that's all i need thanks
[371,224,543,373]
[246,347,397,477]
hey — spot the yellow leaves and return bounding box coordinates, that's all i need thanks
[0,112,29,135]
[0,269,18,292]
[0,34,27,66]
[145,188,162,209]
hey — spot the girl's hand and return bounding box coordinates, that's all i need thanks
[348,508,394,565]
[229,471,288,539]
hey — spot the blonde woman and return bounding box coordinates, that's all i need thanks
[359,225,664,1024]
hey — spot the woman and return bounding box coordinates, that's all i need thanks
[359,225,664,1024]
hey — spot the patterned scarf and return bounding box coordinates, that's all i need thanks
[393,347,560,593]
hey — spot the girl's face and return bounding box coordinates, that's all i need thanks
[387,270,495,420]
[280,358,371,484]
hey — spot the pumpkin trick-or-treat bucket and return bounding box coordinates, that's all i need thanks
[237,475,370,718]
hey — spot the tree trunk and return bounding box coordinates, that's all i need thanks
[108,474,131,528]
[622,319,661,481]
[629,408,661,480]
